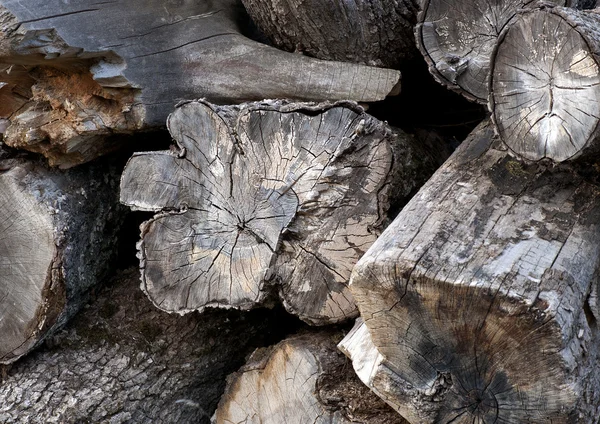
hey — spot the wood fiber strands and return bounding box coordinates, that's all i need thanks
[490,6,600,162]
[120,100,435,325]
[342,121,600,423]
[0,0,400,167]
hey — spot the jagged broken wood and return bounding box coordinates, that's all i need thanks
[120,100,436,325]
[344,121,600,423]
[0,0,400,168]
[416,0,568,103]
[214,331,406,424]
[240,0,419,68]
[0,147,123,364]
[490,6,600,162]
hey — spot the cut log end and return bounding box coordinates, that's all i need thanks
[491,7,600,162]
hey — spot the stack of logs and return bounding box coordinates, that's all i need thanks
[1,0,600,422]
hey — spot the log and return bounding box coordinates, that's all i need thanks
[0,268,291,424]
[344,120,600,422]
[416,0,568,103]
[0,146,124,364]
[0,0,401,168]
[490,6,600,162]
[120,100,437,325]
[213,331,407,424]
[240,0,419,68]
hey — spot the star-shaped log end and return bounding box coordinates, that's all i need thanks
[121,100,298,314]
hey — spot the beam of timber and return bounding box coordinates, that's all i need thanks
[120,100,437,325]
[0,0,401,168]
[344,120,600,422]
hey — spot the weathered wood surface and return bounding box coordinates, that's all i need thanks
[0,268,290,424]
[0,0,400,168]
[490,6,600,162]
[0,147,124,364]
[240,0,418,68]
[344,120,600,423]
[416,0,568,103]
[120,100,437,325]
[214,331,406,424]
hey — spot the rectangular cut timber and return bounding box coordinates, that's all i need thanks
[345,121,600,423]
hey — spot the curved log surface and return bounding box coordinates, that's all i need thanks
[416,0,566,103]
[0,268,292,424]
[490,6,600,162]
[120,100,437,325]
[0,147,124,364]
[214,331,406,424]
[0,0,400,167]
[347,121,600,423]
[240,0,419,68]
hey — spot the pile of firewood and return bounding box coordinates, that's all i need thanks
[1,0,600,422]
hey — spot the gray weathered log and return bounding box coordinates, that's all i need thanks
[0,0,400,168]
[344,120,600,423]
[120,100,437,325]
[490,6,600,162]
[416,0,567,103]
[240,0,419,68]
[0,268,289,424]
[0,146,124,364]
[213,330,407,424]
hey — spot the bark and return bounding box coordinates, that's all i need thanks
[240,0,419,68]
[416,0,567,103]
[0,0,401,168]
[490,6,600,162]
[0,268,292,424]
[344,120,600,423]
[214,330,406,424]
[120,100,437,325]
[0,146,124,365]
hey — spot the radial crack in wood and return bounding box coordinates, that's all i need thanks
[490,6,600,162]
[213,331,407,424]
[417,0,567,103]
[0,0,400,167]
[120,100,437,324]
[346,120,600,422]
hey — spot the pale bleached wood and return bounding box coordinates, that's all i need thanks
[0,147,123,364]
[490,6,600,162]
[346,120,600,423]
[417,0,567,103]
[0,0,400,168]
[213,331,407,424]
[120,100,437,325]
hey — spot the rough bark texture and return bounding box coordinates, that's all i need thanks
[0,0,400,168]
[0,146,124,365]
[214,330,407,424]
[0,268,293,423]
[240,0,419,68]
[416,0,567,103]
[345,120,600,423]
[490,6,600,162]
[120,100,437,325]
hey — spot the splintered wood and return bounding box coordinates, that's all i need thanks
[0,0,400,167]
[120,100,435,325]
[490,6,600,162]
[342,121,600,422]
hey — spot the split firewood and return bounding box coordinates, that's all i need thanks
[240,0,419,68]
[416,0,569,103]
[0,268,290,424]
[342,120,600,423]
[213,331,406,424]
[0,0,400,168]
[490,6,600,162]
[120,100,437,325]
[0,146,124,364]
